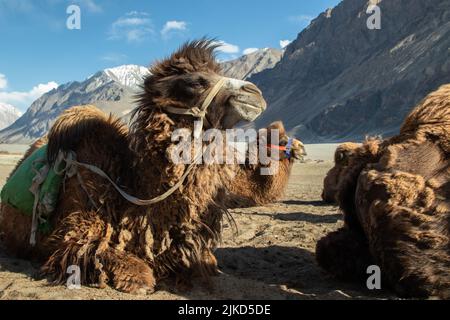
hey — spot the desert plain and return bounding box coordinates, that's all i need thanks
[0,143,393,300]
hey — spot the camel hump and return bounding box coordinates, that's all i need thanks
[401,84,450,134]
[400,83,450,154]
[47,105,129,164]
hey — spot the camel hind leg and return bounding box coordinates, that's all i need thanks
[41,210,155,294]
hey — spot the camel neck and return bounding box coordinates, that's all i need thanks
[129,110,194,198]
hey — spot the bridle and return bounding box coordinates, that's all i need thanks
[268,137,295,159]
[164,76,298,160]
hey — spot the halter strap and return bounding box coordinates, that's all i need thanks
[164,77,228,138]
[164,77,228,119]
[268,137,295,159]
[268,145,286,151]
[285,137,294,158]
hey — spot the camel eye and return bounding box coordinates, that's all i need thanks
[187,77,209,89]
[170,78,199,99]
[190,81,203,89]
[197,77,209,88]
[169,76,210,101]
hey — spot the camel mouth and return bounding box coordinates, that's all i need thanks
[233,101,264,111]
[293,151,307,161]
[229,97,267,122]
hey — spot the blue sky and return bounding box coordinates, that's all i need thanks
[0,0,340,111]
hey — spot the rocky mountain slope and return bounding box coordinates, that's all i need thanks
[0,103,21,131]
[221,48,283,80]
[0,65,150,144]
[250,0,450,142]
[0,50,282,144]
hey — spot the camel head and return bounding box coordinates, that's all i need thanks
[136,39,267,130]
[334,142,362,166]
[264,121,307,161]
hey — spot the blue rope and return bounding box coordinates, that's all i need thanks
[285,137,294,159]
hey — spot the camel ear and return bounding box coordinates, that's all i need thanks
[267,121,286,136]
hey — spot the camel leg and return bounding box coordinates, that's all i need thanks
[99,248,156,294]
[0,204,35,259]
[41,210,155,294]
[316,227,374,282]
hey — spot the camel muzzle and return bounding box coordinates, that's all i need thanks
[225,79,267,122]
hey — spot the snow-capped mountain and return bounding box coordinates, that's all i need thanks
[0,103,22,130]
[221,48,283,80]
[103,65,150,87]
[0,65,149,144]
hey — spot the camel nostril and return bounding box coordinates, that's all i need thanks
[242,83,262,96]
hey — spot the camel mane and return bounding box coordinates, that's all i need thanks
[133,39,221,116]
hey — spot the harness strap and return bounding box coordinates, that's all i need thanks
[64,151,202,206]
[285,137,294,158]
[268,145,287,151]
[164,77,227,138]
[29,149,203,246]
[164,77,227,119]
[29,158,50,246]
[267,137,295,159]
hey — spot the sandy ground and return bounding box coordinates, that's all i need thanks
[0,145,393,300]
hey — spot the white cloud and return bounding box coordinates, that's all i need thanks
[0,74,7,90]
[243,48,259,55]
[0,76,58,110]
[161,20,188,38]
[214,41,240,54]
[280,40,292,49]
[109,11,154,42]
[289,14,314,25]
[73,0,102,13]
[0,0,34,13]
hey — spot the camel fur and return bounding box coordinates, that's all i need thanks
[316,84,450,298]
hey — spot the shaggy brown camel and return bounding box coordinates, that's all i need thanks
[0,40,305,293]
[316,84,450,299]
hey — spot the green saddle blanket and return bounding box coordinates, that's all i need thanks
[0,145,64,222]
